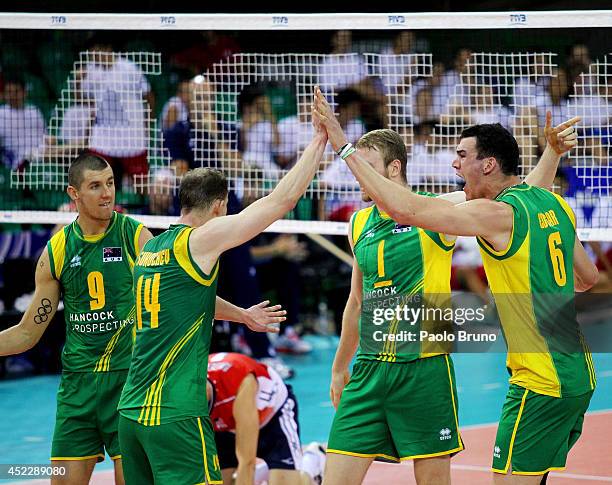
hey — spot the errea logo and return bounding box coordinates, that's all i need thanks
[494,445,501,458]
[69,255,81,268]
[439,428,452,440]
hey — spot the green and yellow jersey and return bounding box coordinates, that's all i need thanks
[47,211,143,373]
[478,183,596,398]
[118,224,219,426]
[352,200,455,363]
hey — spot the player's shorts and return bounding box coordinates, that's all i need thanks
[327,355,463,461]
[215,387,302,470]
[492,384,593,475]
[51,370,128,461]
[118,415,222,485]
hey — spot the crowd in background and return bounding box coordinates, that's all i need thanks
[0,29,610,378]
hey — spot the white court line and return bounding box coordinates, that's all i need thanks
[374,462,612,481]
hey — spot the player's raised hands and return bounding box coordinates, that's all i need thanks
[545,111,580,155]
[243,300,286,333]
[313,86,349,152]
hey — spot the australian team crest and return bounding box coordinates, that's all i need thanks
[103,247,122,262]
[392,223,412,234]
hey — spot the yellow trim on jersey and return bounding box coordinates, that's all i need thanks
[351,206,374,244]
[94,307,135,372]
[51,453,105,461]
[197,417,222,484]
[445,355,464,449]
[110,454,122,460]
[499,389,529,474]
[134,224,144,254]
[399,446,463,461]
[83,233,106,243]
[138,317,204,426]
[550,192,576,229]
[326,449,400,462]
[477,215,515,257]
[48,229,67,280]
[174,227,219,286]
[580,335,597,389]
[438,232,456,249]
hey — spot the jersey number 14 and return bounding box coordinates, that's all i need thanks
[136,273,161,329]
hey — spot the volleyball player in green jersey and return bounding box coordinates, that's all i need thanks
[117,100,328,485]
[316,90,598,483]
[0,154,286,485]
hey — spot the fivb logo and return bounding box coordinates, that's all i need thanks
[160,16,176,26]
[493,445,502,458]
[50,16,67,25]
[388,15,406,26]
[272,16,289,27]
[509,13,527,25]
[439,428,452,440]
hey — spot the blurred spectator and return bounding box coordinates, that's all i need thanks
[170,31,240,74]
[0,76,45,169]
[409,122,461,187]
[536,67,570,128]
[80,34,154,188]
[318,31,366,91]
[147,168,179,216]
[379,31,417,92]
[512,53,551,108]
[412,87,436,125]
[161,78,190,131]
[566,43,592,94]
[58,85,95,146]
[275,109,313,169]
[413,62,447,119]
[251,234,311,354]
[440,48,472,113]
[238,85,281,180]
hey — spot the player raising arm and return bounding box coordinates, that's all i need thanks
[117,91,328,485]
[315,89,598,484]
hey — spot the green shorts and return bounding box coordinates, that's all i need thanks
[118,415,222,485]
[51,370,128,461]
[492,384,593,475]
[327,355,463,461]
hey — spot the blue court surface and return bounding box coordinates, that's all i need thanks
[1,337,611,471]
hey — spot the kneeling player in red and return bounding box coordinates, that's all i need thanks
[207,352,322,485]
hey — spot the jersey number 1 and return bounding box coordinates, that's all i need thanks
[548,232,567,286]
[136,273,161,329]
[375,240,393,288]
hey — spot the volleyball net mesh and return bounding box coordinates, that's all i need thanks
[0,13,609,238]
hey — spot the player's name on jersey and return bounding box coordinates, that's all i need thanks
[372,330,497,343]
[136,249,171,267]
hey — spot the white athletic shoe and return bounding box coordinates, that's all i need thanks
[301,441,326,485]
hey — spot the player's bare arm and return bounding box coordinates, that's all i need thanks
[189,101,328,274]
[573,236,599,292]
[215,297,286,333]
[233,373,260,485]
[136,226,154,253]
[330,220,362,409]
[0,250,60,355]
